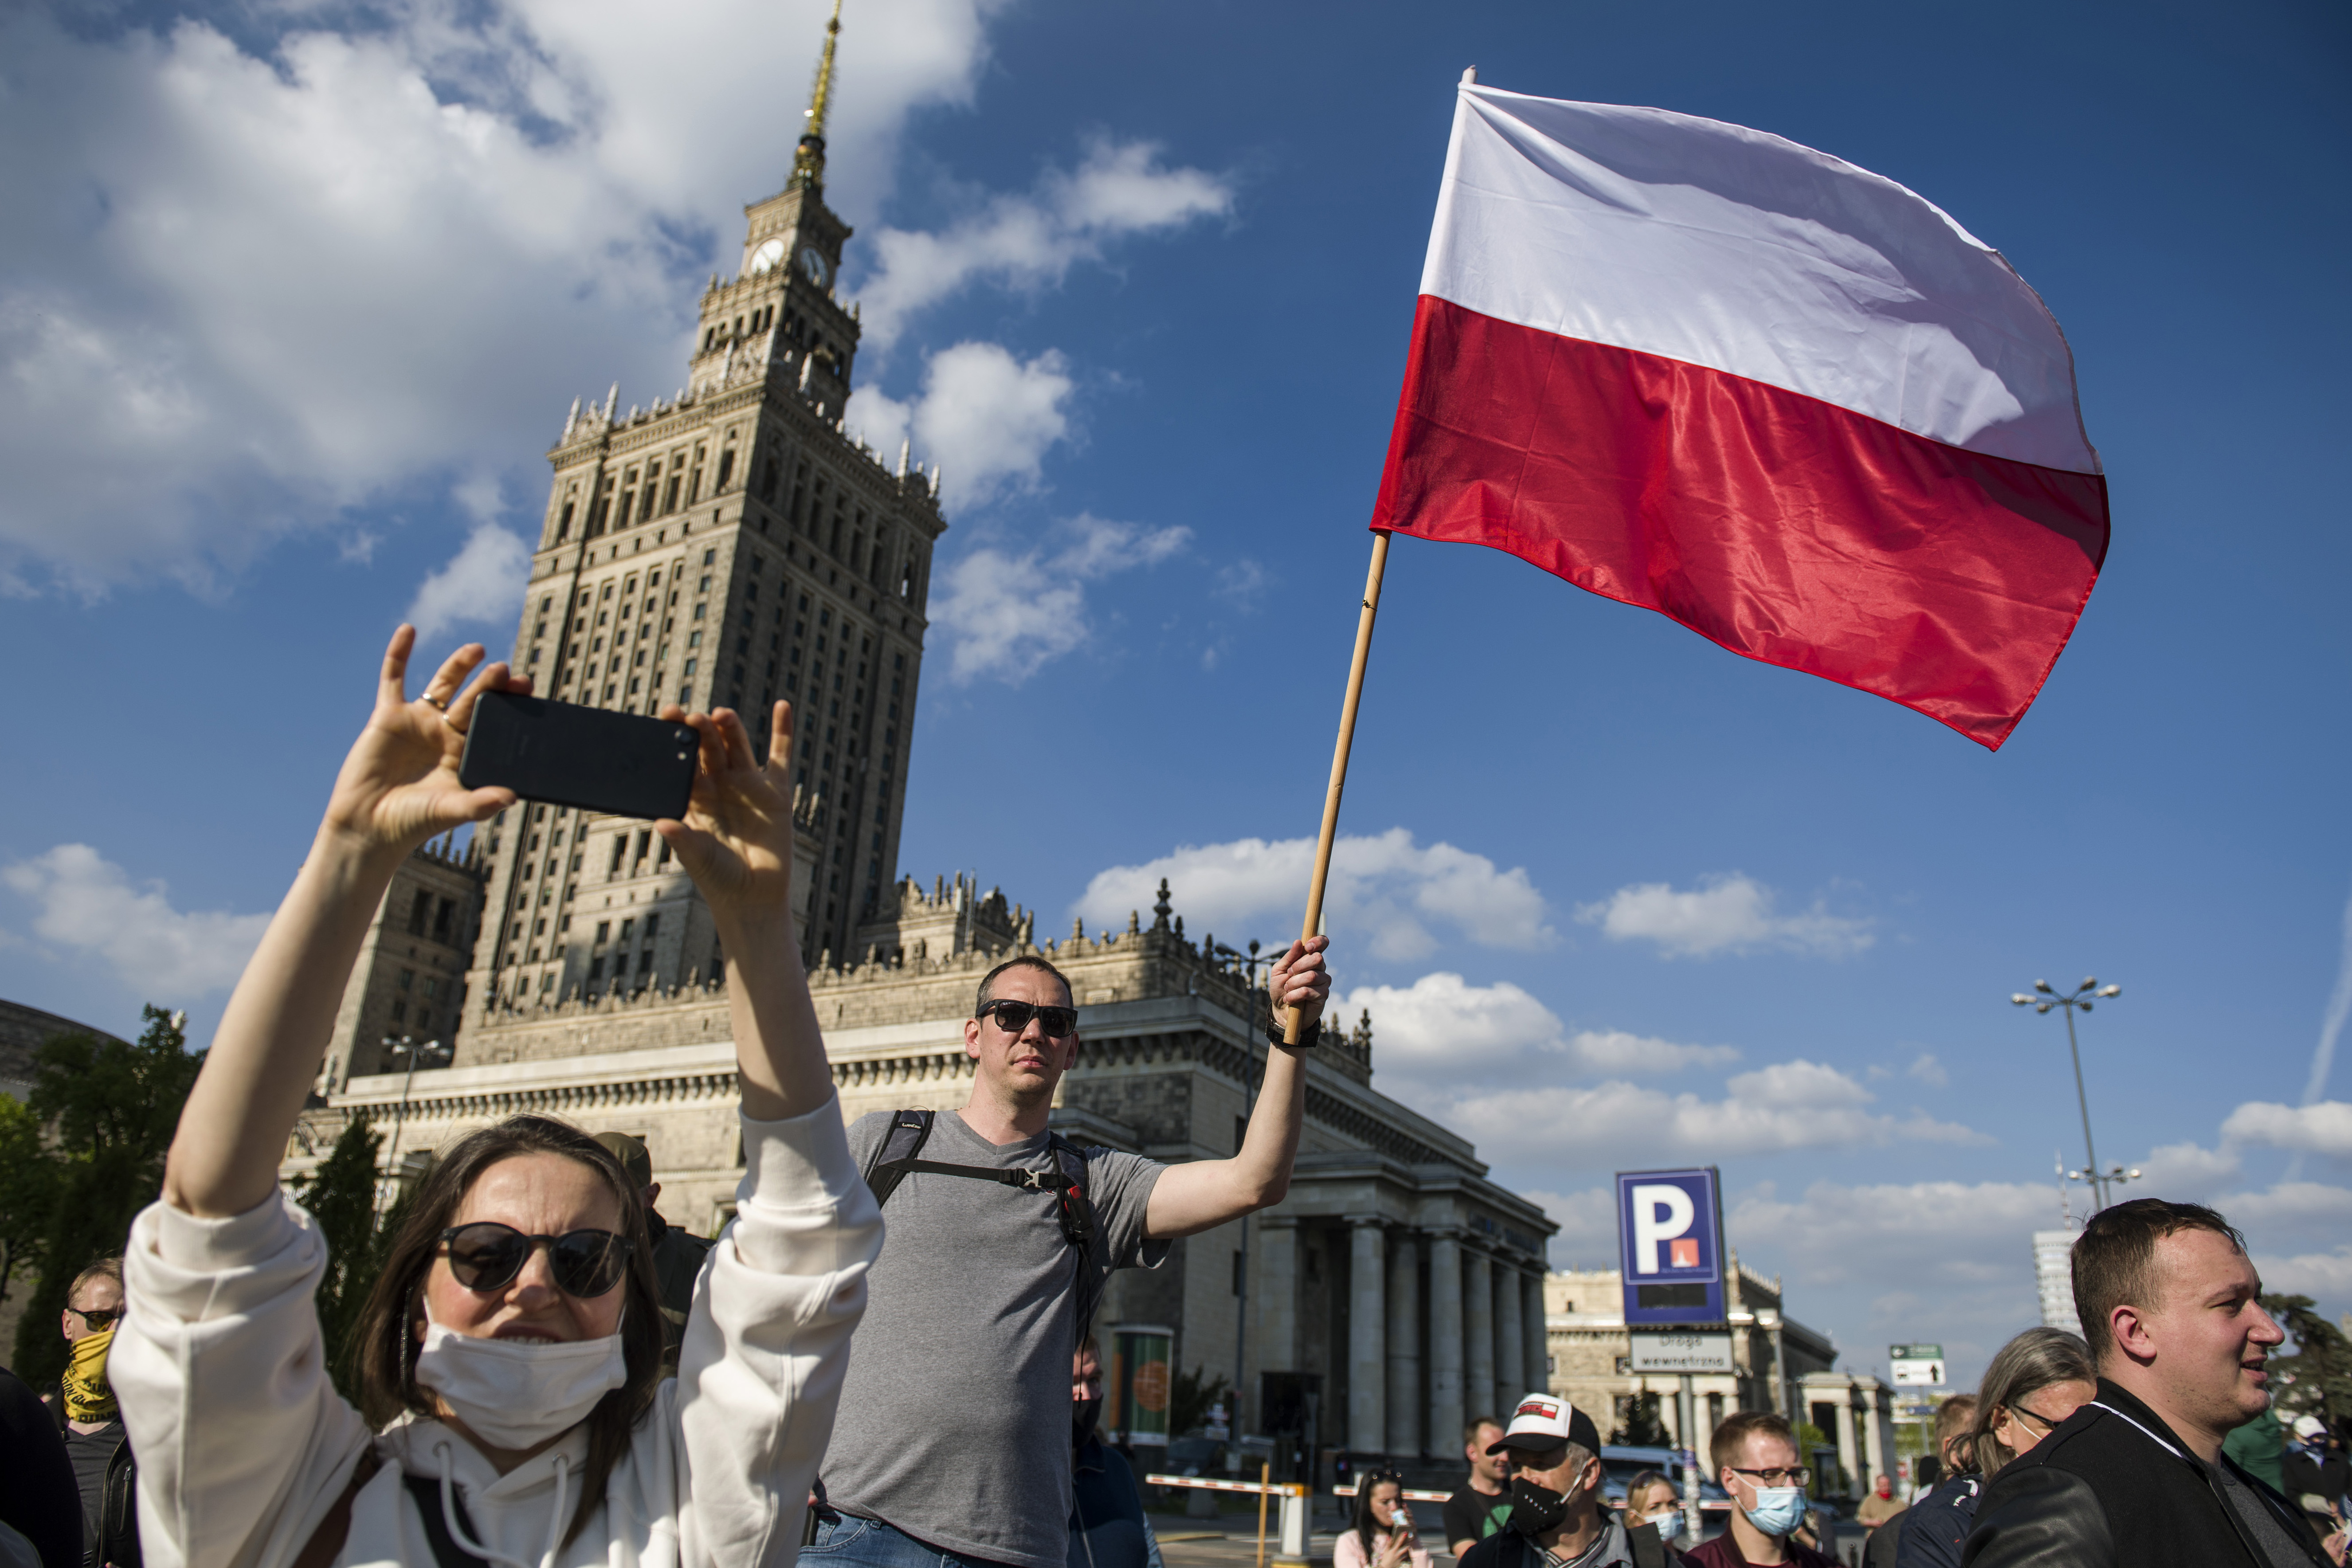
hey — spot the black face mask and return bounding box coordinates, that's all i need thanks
[1509,1477,1576,1535]
[1073,1396,1104,1448]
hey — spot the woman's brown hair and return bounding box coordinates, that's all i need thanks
[1966,1326,2095,1478]
[350,1115,666,1545]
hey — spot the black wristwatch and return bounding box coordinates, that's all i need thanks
[1267,1012,1322,1050]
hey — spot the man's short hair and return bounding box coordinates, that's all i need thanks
[1710,1410,1795,1476]
[1465,1416,1501,1445]
[1934,1393,1979,1453]
[975,955,1073,1016]
[2071,1198,2248,1360]
[68,1256,123,1306]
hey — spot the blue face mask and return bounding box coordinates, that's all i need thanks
[1741,1486,1807,1537]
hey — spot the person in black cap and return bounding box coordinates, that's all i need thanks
[1458,1392,1679,1568]
[591,1130,712,1373]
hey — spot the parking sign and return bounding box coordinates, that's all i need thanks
[1616,1168,1725,1326]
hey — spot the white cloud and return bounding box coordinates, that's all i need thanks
[845,341,1076,510]
[856,136,1234,350]
[2219,1100,2352,1160]
[933,511,1187,684]
[1337,972,1738,1083]
[1908,1051,1950,1088]
[1438,1062,1987,1172]
[1576,872,1873,958]
[1079,827,1552,961]
[408,524,533,643]
[2,844,268,998]
[0,0,1011,592]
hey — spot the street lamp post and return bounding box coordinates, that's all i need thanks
[2010,977,2123,1208]
[381,1035,452,1193]
[1211,937,1270,1444]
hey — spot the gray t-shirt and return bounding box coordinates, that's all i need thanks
[825,1110,1168,1568]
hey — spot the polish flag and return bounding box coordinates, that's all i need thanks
[1371,84,2109,749]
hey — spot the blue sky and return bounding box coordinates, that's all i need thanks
[1,0,2346,1385]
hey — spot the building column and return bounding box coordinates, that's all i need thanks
[1832,1389,1859,1497]
[1465,1249,1496,1421]
[1524,1272,1549,1395]
[1496,1262,1525,1403]
[1386,1230,1423,1458]
[1257,1218,1299,1383]
[1861,1384,1888,1489]
[1348,1217,1387,1455]
[1427,1230,1465,1453]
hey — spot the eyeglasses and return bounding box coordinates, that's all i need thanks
[978,999,1078,1038]
[438,1222,634,1298]
[2008,1403,2065,1435]
[1727,1466,1811,1487]
[68,1306,122,1330]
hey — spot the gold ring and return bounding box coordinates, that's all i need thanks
[420,692,449,711]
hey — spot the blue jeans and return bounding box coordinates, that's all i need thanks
[804,1513,1026,1568]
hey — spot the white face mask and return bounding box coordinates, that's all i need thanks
[1640,1510,1682,1541]
[413,1305,626,1450]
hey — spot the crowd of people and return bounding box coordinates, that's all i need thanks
[0,634,2347,1568]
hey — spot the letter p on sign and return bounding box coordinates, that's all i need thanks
[1630,1184,1695,1274]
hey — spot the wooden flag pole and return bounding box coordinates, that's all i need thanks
[1284,529,1392,1044]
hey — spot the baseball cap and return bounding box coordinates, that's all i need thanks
[2293,1415,2327,1440]
[1487,1392,1603,1456]
[591,1131,653,1190]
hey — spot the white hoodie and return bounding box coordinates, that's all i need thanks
[110,1100,882,1568]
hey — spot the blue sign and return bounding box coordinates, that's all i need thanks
[1616,1168,1726,1326]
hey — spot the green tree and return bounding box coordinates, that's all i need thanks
[1169,1364,1231,1439]
[2264,1292,2352,1426]
[1610,1390,1671,1446]
[294,1114,385,1401]
[9,1006,204,1387]
[0,1093,58,1306]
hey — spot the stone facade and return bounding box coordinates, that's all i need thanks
[455,66,944,1036]
[319,835,488,1090]
[1543,1259,1838,1461]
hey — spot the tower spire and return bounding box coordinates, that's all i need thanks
[792,0,843,191]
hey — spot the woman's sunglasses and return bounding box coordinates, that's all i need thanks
[438,1221,634,1298]
[978,999,1078,1038]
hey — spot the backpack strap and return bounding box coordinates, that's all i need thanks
[1050,1133,1107,1344]
[862,1109,937,1207]
[403,1473,492,1568]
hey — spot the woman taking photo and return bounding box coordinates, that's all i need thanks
[1336,1473,1431,1568]
[1895,1327,2095,1568]
[108,631,881,1568]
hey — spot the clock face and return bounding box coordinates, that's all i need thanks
[749,238,785,274]
[800,246,831,286]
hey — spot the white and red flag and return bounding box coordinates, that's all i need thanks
[1371,84,2109,749]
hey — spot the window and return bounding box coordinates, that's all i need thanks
[432,897,454,943]
[594,921,611,946]
[397,968,415,991]
[644,912,661,938]
[716,448,735,490]
[609,837,626,873]
[408,890,431,935]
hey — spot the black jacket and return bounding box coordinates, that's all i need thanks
[1962,1380,2328,1568]
[46,1392,138,1568]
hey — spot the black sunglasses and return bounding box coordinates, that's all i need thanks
[68,1306,122,1330]
[1727,1466,1812,1487]
[979,999,1078,1038]
[438,1221,634,1298]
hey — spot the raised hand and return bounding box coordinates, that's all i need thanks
[654,700,797,931]
[1267,933,1333,1033]
[321,626,525,854]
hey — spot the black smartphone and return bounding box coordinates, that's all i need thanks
[459,692,699,821]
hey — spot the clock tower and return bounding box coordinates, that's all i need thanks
[448,0,950,1060]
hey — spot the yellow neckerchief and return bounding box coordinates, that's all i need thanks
[63,1325,118,1423]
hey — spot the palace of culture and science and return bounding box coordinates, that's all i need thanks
[288,6,1629,1475]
